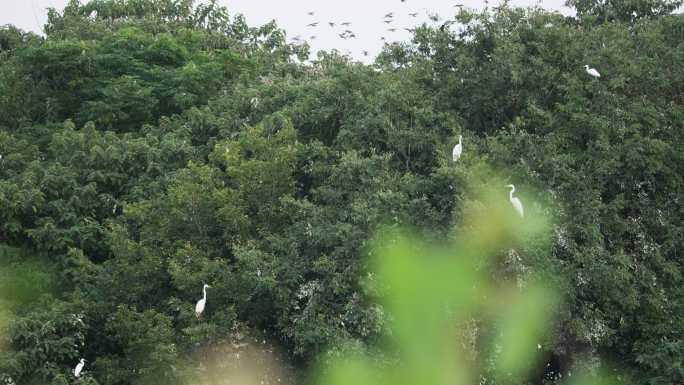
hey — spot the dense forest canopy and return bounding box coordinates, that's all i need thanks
[0,0,682,384]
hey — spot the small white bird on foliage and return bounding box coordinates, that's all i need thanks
[584,65,601,78]
[452,135,463,162]
[74,358,85,377]
[506,184,524,218]
[195,284,210,318]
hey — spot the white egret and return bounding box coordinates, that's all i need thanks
[506,184,524,218]
[195,284,210,318]
[452,135,463,162]
[74,358,85,377]
[584,65,601,78]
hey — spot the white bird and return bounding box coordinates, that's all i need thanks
[584,65,601,78]
[74,358,85,377]
[506,184,524,218]
[195,284,210,318]
[452,135,463,162]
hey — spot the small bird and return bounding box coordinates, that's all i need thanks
[409,12,419,17]
[74,358,85,377]
[341,22,352,26]
[306,22,318,27]
[362,50,369,56]
[584,65,601,78]
[388,28,397,32]
[307,11,315,16]
[383,19,393,24]
[328,22,335,27]
[384,12,394,18]
[195,284,211,318]
[452,135,462,162]
[506,184,524,218]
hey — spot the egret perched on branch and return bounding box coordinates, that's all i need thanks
[74,358,85,377]
[506,184,524,218]
[195,284,211,318]
[452,135,463,162]
[584,65,600,78]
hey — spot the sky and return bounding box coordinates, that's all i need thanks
[2,0,572,61]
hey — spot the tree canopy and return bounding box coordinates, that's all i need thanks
[0,0,682,384]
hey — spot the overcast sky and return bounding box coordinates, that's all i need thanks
[2,0,572,61]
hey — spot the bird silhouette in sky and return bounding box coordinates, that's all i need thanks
[307,22,318,27]
[409,12,419,17]
[329,22,336,27]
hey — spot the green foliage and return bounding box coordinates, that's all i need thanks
[566,0,683,22]
[0,0,682,384]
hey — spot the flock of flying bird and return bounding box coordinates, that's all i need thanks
[67,15,606,379]
[292,2,468,57]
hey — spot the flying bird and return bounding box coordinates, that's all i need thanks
[195,284,211,318]
[384,12,394,18]
[307,11,315,16]
[452,135,462,162]
[328,22,336,27]
[409,12,419,17]
[341,22,352,26]
[74,358,85,377]
[584,65,601,78]
[383,20,394,24]
[306,22,319,27]
[506,185,524,218]
[388,28,397,32]
[428,13,441,22]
